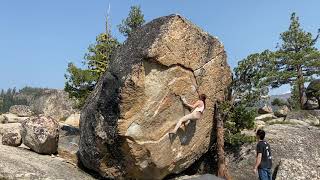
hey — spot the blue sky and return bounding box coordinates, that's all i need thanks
[0,0,319,95]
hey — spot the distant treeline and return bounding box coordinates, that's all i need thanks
[0,86,49,113]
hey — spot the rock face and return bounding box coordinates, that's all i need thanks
[286,110,320,126]
[78,15,232,179]
[0,144,94,179]
[2,132,22,147]
[258,105,273,114]
[21,115,59,154]
[9,105,33,117]
[227,124,320,180]
[30,89,76,121]
[64,113,80,127]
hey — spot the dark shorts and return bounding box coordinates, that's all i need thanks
[258,168,272,180]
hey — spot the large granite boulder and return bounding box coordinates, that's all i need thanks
[9,105,33,117]
[78,14,232,179]
[30,89,77,121]
[227,124,320,180]
[21,115,59,154]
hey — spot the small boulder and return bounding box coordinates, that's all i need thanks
[0,123,22,136]
[9,105,33,117]
[2,132,22,147]
[274,106,290,117]
[64,113,80,127]
[21,115,59,154]
[258,105,273,114]
[304,99,318,110]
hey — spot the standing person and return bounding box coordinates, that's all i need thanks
[254,129,272,180]
[169,94,206,135]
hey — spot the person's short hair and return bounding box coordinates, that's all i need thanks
[256,129,266,140]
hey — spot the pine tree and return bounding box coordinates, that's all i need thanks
[118,5,145,37]
[234,13,320,109]
[270,13,320,108]
[65,17,119,107]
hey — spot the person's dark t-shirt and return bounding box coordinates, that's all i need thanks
[256,140,272,169]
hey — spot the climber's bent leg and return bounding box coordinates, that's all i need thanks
[171,111,201,134]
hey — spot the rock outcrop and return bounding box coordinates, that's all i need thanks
[9,105,33,117]
[305,79,320,109]
[21,115,59,154]
[2,132,22,147]
[78,14,232,179]
[30,89,77,121]
[258,105,273,114]
[286,110,320,126]
[227,124,320,180]
[304,99,318,110]
[0,144,94,179]
[274,105,289,117]
[64,113,80,127]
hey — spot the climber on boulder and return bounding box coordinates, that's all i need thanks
[169,94,207,136]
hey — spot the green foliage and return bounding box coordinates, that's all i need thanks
[64,63,98,107]
[234,13,320,109]
[271,98,288,107]
[84,33,120,77]
[233,51,273,106]
[225,133,256,148]
[229,104,256,133]
[64,17,120,108]
[19,86,50,98]
[118,5,145,37]
[221,102,256,148]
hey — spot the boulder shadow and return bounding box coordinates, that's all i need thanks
[177,120,196,145]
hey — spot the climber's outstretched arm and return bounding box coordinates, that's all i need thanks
[181,97,199,109]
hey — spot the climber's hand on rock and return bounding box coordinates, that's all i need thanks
[180,96,187,103]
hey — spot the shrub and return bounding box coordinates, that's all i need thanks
[271,98,288,107]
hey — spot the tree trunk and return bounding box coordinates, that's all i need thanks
[297,65,305,109]
[215,102,232,180]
